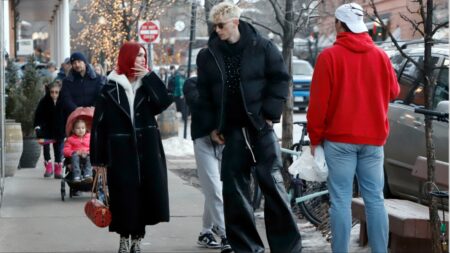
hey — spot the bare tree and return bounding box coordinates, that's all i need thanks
[258,0,319,182]
[368,0,448,252]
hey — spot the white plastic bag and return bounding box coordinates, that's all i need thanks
[288,145,328,182]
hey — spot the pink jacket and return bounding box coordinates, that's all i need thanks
[63,133,91,158]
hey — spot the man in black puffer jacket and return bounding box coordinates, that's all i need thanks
[197,2,302,253]
[58,52,105,128]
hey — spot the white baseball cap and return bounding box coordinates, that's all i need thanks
[335,3,368,33]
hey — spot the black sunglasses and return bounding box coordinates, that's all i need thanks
[213,19,235,30]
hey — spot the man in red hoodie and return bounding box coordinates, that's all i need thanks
[307,3,399,253]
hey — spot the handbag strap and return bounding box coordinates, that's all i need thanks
[91,166,109,206]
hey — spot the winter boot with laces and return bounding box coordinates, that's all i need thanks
[118,236,130,253]
[130,237,142,253]
[43,161,53,178]
[54,163,63,179]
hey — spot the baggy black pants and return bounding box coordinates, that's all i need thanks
[221,127,302,253]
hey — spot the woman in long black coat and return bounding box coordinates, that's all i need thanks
[90,42,173,253]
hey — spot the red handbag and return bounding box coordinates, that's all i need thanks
[84,167,111,228]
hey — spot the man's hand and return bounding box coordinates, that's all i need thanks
[265,119,273,127]
[210,129,225,145]
[310,145,318,156]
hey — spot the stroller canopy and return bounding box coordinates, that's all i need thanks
[65,107,95,137]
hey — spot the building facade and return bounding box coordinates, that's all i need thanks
[317,0,448,47]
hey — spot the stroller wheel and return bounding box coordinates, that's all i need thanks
[60,180,65,201]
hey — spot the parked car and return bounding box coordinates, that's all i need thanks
[384,44,449,202]
[292,59,314,112]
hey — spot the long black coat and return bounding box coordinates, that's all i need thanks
[196,21,290,134]
[90,71,173,235]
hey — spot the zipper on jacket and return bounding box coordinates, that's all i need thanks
[242,127,256,163]
[208,48,226,132]
[238,81,260,130]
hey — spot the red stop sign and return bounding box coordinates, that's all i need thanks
[139,21,159,43]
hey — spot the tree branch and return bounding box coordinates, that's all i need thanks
[240,16,282,38]
[399,13,425,37]
[416,0,427,28]
[368,0,422,71]
[431,21,449,36]
[266,0,285,27]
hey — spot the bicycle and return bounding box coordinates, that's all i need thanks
[282,121,359,227]
[282,121,328,226]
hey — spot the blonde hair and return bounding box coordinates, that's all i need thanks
[209,2,241,23]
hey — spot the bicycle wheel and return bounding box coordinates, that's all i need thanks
[298,180,328,226]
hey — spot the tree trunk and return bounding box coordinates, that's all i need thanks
[424,0,442,252]
[281,0,295,185]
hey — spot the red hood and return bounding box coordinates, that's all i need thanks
[334,32,375,53]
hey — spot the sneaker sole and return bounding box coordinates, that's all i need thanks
[197,241,221,249]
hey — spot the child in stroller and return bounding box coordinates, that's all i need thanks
[63,107,94,184]
[64,118,92,183]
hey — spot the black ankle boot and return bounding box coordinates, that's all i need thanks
[118,235,130,253]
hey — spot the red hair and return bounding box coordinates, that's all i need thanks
[116,42,148,79]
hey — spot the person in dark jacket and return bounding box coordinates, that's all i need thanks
[56,57,71,81]
[58,52,104,127]
[90,42,173,253]
[196,2,302,253]
[168,67,187,120]
[183,77,232,253]
[34,80,65,178]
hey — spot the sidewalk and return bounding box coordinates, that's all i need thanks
[0,136,369,252]
[0,154,223,253]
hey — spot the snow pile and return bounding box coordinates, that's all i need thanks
[162,137,195,157]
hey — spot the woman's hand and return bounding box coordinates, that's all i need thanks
[132,64,149,79]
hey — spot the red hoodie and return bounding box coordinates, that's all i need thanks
[307,32,399,146]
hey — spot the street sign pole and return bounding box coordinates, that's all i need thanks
[147,43,153,70]
[184,0,197,139]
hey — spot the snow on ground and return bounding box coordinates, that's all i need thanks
[162,136,195,157]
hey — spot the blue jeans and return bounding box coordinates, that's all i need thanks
[324,140,388,253]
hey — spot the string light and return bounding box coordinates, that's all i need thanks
[74,0,177,68]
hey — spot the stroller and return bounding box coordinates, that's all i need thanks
[60,107,95,201]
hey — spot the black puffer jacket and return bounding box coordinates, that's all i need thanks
[183,77,211,140]
[196,20,290,134]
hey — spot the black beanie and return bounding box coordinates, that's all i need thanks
[70,52,88,64]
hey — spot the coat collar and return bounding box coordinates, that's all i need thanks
[105,70,145,123]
